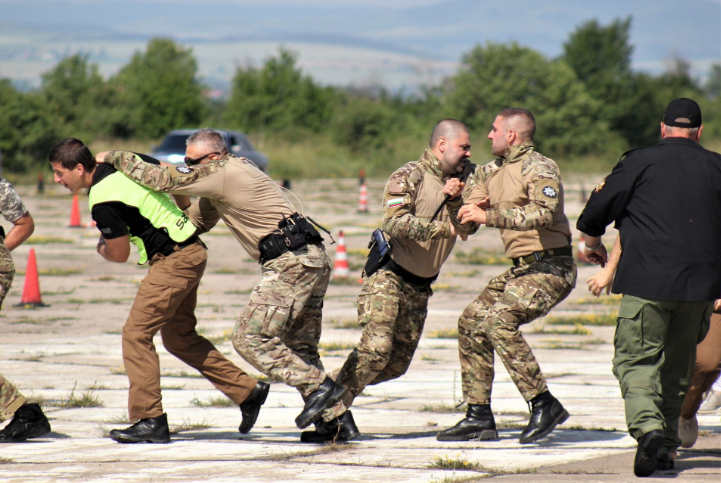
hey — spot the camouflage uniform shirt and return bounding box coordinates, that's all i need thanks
[383,149,476,278]
[464,142,571,258]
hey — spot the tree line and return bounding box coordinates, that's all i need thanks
[1,17,719,175]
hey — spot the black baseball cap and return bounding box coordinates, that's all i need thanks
[663,98,702,128]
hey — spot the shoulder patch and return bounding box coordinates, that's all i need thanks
[542,186,558,199]
[176,166,192,174]
[594,178,606,193]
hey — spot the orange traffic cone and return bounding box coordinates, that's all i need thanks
[358,183,369,213]
[69,194,82,227]
[15,248,47,307]
[332,230,350,278]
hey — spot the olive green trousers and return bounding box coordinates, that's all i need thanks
[612,294,712,449]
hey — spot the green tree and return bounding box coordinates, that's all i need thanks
[442,42,619,157]
[111,38,206,139]
[226,48,335,136]
[0,80,58,172]
[705,64,721,99]
[562,17,661,147]
[40,54,116,141]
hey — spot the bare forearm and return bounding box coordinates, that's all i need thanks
[4,213,34,251]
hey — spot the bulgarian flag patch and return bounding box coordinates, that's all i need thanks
[387,198,404,208]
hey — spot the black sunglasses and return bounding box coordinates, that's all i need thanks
[185,152,221,166]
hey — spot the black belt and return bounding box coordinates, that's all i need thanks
[512,246,573,267]
[381,259,437,286]
[159,234,200,257]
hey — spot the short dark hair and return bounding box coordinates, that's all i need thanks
[429,119,468,148]
[498,108,536,140]
[48,138,96,171]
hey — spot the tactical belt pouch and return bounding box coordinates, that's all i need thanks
[364,228,391,277]
[258,213,324,263]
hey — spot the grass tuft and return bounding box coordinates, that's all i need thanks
[205,329,233,345]
[190,395,237,408]
[110,366,127,375]
[427,328,458,339]
[427,455,479,471]
[455,248,507,265]
[58,382,103,408]
[329,277,362,286]
[325,318,359,329]
[170,417,213,434]
[26,236,74,245]
[318,342,356,351]
[543,313,617,326]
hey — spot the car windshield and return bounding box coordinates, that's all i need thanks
[157,134,190,152]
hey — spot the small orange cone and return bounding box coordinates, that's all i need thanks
[358,183,369,213]
[69,194,82,228]
[16,248,47,307]
[332,230,350,278]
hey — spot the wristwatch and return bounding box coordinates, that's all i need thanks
[584,242,603,251]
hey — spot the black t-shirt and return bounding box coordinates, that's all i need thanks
[577,137,721,301]
[90,161,178,261]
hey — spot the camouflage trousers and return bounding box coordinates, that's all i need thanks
[459,256,576,404]
[326,268,432,419]
[0,242,23,420]
[233,243,332,397]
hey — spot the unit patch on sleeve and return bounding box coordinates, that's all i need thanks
[176,166,192,174]
[542,186,558,199]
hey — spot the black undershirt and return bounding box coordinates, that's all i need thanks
[89,159,177,261]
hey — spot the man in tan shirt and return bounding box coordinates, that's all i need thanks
[99,128,346,431]
[437,108,576,444]
[300,119,475,443]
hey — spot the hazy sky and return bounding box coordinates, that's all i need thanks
[1,0,719,91]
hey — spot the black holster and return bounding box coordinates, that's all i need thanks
[258,213,323,263]
[364,228,391,277]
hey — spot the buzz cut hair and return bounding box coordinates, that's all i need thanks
[429,119,469,148]
[48,138,96,171]
[498,108,536,141]
[186,128,228,154]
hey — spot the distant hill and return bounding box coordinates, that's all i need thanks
[0,0,718,91]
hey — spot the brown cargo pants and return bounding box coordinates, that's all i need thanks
[123,242,257,420]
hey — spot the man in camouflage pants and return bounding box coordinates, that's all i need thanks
[0,179,51,442]
[437,108,576,444]
[301,119,475,443]
[98,128,345,430]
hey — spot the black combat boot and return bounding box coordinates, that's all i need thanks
[436,404,498,441]
[0,403,51,443]
[239,381,270,434]
[300,410,360,443]
[634,430,664,477]
[519,391,569,444]
[109,413,170,443]
[656,447,676,471]
[295,377,347,429]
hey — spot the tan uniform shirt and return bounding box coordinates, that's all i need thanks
[382,149,475,278]
[464,142,571,258]
[106,151,295,260]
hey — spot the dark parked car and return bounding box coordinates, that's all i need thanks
[150,129,269,172]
